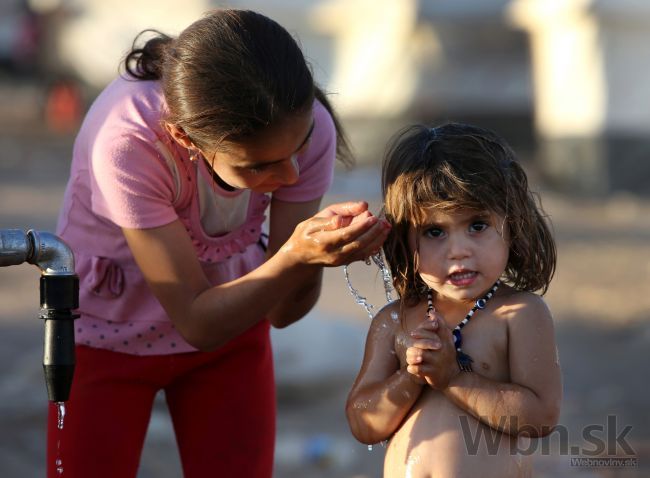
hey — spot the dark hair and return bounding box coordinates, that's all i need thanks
[123,9,351,163]
[382,123,556,307]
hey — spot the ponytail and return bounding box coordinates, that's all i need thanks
[123,30,172,81]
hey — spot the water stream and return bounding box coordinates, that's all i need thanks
[55,401,66,475]
[343,251,395,319]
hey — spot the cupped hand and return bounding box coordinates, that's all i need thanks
[280,201,391,267]
[405,312,460,390]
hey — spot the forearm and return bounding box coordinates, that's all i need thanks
[443,372,560,437]
[182,249,318,350]
[267,267,323,328]
[346,369,423,444]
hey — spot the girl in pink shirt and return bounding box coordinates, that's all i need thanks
[48,9,389,478]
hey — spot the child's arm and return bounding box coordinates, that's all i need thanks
[442,294,562,437]
[346,304,433,444]
[407,293,562,437]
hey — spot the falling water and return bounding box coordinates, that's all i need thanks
[56,402,66,430]
[343,265,375,318]
[370,251,395,302]
[55,402,66,475]
[343,251,395,318]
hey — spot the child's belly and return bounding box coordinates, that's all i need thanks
[383,390,533,478]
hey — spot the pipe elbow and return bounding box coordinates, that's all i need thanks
[27,230,76,275]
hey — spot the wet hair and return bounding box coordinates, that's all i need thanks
[381,123,556,307]
[122,9,351,163]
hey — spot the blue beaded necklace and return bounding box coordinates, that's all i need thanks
[426,280,501,372]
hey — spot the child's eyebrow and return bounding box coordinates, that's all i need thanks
[470,212,492,220]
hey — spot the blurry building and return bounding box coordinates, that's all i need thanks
[510,0,650,195]
[7,0,649,195]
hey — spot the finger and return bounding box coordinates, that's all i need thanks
[336,220,389,261]
[304,212,369,234]
[356,221,391,257]
[409,338,441,351]
[413,319,439,333]
[432,311,450,329]
[318,201,369,218]
[406,346,423,364]
[406,364,421,376]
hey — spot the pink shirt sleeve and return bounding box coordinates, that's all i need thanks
[90,126,178,230]
[271,99,337,202]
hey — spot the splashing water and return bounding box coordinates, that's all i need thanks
[370,251,395,302]
[343,265,375,318]
[343,251,395,318]
[56,402,66,430]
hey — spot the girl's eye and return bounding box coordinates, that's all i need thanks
[247,164,270,174]
[470,221,489,233]
[424,227,444,238]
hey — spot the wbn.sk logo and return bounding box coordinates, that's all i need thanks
[459,415,638,467]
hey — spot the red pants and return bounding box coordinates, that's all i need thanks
[47,321,275,477]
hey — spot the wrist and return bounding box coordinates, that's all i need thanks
[442,364,466,395]
[400,366,426,386]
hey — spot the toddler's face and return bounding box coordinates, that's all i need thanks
[408,207,509,304]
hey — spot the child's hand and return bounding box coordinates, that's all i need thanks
[405,312,460,390]
[394,314,443,385]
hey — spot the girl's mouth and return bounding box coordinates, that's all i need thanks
[447,270,478,287]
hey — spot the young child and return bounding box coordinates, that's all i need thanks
[346,123,562,477]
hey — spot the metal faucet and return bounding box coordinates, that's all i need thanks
[0,229,79,402]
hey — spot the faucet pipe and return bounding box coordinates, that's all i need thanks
[0,229,79,402]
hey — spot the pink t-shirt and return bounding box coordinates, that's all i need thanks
[57,76,336,355]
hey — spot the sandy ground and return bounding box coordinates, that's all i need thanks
[1,133,649,477]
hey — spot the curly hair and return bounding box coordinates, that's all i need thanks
[381,123,556,307]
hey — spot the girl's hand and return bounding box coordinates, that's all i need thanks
[405,313,460,390]
[279,201,390,267]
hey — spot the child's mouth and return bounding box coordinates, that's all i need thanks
[448,270,478,286]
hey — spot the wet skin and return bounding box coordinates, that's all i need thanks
[346,208,561,478]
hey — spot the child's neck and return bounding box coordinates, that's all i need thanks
[432,297,476,326]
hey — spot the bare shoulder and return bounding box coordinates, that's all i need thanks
[368,300,401,333]
[492,286,554,328]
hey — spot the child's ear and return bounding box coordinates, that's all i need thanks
[163,121,194,149]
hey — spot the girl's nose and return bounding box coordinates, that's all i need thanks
[277,154,300,185]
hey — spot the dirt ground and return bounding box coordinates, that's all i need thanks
[0,133,648,477]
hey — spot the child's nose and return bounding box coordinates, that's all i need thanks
[447,234,472,260]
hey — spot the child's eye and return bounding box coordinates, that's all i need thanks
[424,227,444,238]
[469,221,489,233]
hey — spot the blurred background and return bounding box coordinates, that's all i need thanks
[0,0,648,476]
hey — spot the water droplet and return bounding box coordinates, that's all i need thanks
[367,444,373,451]
[56,402,66,430]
